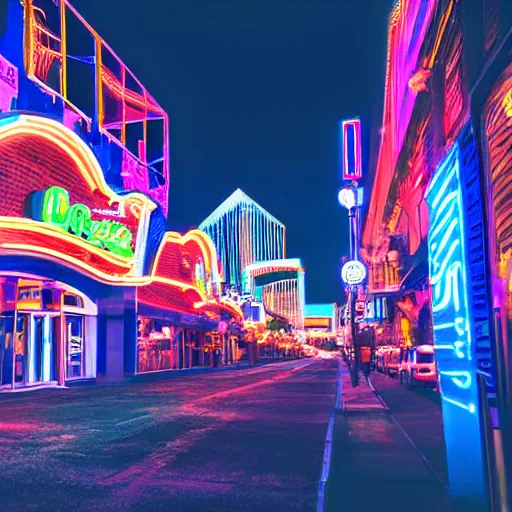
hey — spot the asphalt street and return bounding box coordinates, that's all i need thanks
[0,358,338,512]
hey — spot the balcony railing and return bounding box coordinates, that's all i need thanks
[22,0,169,214]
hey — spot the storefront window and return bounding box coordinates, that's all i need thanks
[137,317,177,373]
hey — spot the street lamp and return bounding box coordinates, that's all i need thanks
[338,184,366,386]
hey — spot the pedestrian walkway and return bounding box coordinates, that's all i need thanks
[340,367,386,413]
[325,363,454,512]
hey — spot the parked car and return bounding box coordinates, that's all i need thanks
[374,346,390,373]
[399,344,437,389]
[384,348,400,377]
[374,345,393,373]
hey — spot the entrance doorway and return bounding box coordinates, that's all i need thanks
[14,312,58,386]
[66,314,84,379]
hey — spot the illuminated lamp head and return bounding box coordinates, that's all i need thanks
[338,186,356,210]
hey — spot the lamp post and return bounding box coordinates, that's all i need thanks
[339,186,366,386]
[338,117,365,386]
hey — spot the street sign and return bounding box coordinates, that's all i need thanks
[341,260,366,285]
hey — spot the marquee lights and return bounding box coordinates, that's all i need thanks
[243,259,304,281]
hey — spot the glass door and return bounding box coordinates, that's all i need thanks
[66,315,84,379]
[0,314,14,387]
[14,313,29,385]
[27,314,57,384]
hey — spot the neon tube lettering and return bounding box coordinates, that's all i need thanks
[40,186,134,258]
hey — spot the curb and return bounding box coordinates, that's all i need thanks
[317,357,342,512]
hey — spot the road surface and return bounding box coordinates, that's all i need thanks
[0,358,338,512]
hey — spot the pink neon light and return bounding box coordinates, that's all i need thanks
[342,119,362,181]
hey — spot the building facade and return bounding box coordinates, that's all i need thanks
[0,0,242,391]
[199,189,286,288]
[361,0,512,505]
[242,259,305,330]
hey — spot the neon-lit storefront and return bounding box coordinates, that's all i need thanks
[360,0,512,504]
[0,0,242,390]
[0,277,98,389]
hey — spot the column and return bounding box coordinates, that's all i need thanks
[57,288,66,387]
[181,331,186,369]
[188,331,192,369]
[200,331,205,366]
[97,287,136,381]
[222,334,227,364]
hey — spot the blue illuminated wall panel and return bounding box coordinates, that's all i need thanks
[426,140,485,500]
[459,123,495,397]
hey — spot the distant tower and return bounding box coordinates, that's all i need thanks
[199,189,286,287]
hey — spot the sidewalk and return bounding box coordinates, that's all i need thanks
[325,363,454,512]
[340,366,386,413]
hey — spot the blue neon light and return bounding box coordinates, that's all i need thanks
[426,141,486,500]
[426,143,475,411]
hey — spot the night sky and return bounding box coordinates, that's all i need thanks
[74,0,392,304]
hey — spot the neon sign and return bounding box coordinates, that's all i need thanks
[33,186,134,259]
[341,260,366,286]
[426,142,485,499]
[426,145,474,410]
[340,118,362,181]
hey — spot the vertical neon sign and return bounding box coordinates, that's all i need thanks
[426,143,485,500]
[340,118,362,181]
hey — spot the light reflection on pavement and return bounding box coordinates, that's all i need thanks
[0,358,338,512]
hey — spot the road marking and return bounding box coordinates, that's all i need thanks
[115,414,152,427]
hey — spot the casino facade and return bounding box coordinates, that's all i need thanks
[0,0,242,391]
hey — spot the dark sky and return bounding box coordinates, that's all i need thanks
[74,0,392,304]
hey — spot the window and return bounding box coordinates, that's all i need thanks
[18,287,40,301]
[417,353,434,364]
[63,293,84,308]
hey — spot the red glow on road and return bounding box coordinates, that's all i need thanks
[0,421,42,432]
